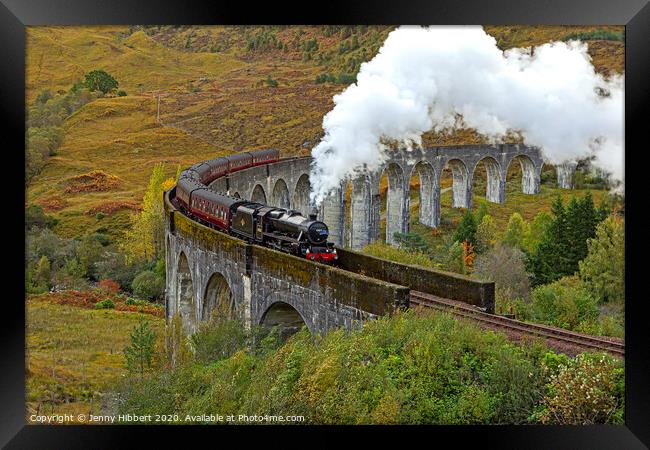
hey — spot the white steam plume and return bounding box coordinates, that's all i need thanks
[309,25,624,205]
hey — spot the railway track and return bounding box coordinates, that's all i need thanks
[410,291,625,359]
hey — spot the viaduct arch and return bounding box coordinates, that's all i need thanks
[165,192,410,337]
[166,143,567,335]
[217,144,548,248]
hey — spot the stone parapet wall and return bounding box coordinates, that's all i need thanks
[336,247,495,313]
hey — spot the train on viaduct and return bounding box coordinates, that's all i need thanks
[165,144,575,336]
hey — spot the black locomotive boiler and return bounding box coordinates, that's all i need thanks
[230,203,337,263]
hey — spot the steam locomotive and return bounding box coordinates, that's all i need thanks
[173,149,338,264]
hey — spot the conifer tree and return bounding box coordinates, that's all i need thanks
[529,193,606,285]
[529,196,571,285]
[564,196,583,270]
[454,209,477,245]
[475,201,488,225]
[394,232,429,253]
[565,192,600,274]
[124,317,157,380]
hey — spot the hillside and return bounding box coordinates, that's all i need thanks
[25,25,624,239]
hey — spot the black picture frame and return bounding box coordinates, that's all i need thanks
[2,0,648,447]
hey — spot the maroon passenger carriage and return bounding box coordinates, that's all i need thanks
[173,149,338,264]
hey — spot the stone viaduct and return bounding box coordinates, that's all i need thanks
[165,189,411,336]
[164,143,571,336]
[211,144,559,247]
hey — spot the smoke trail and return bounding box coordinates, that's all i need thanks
[309,26,624,205]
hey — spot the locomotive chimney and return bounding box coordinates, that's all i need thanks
[308,206,319,221]
[309,213,317,220]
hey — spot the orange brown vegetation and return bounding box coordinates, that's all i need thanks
[30,290,164,317]
[462,241,475,270]
[37,196,69,212]
[63,170,120,194]
[86,200,142,216]
[97,279,121,294]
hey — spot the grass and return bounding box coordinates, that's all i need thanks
[25,25,623,240]
[26,95,228,239]
[561,30,624,42]
[26,296,164,421]
[26,27,246,103]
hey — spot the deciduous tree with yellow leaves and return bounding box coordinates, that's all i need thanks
[122,163,179,262]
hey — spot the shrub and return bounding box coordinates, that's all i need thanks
[361,242,440,269]
[92,232,111,246]
[132,271,165,301]
[97,278,120,294]
[117,309,627,425]
[96,251,147,291]
[77,234,106,279]
[315,73,337,84]
[579,217,624,304]
[576,314,625,339]
[538,353,623,424]
[26,255,51,294]
[153,257,166,279]
[36,89,52,104]
[336,72,356,84]
[52,258,89,290]
[265,75,279,88]
[26,227,76,268]
[474,243,531,311]
[393,232,429,253]
[189,315,248,365]
[25,204,58,230]
[529,277,599,330]
[95,299,115,309]
[117,90,127,97]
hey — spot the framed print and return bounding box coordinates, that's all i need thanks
[2,0,649,447]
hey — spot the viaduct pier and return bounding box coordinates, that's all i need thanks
[166,144,569,336]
